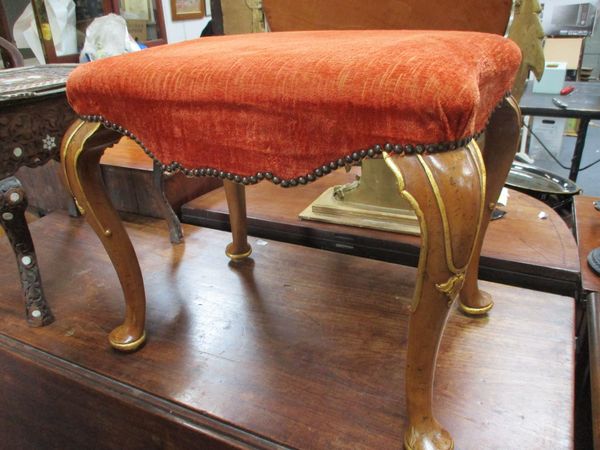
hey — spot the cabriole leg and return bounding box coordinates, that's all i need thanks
[0,176,53,326]
[224,180,252,260]
[61,119,146,351]
[459,97,521,315]
[384,144,485,450]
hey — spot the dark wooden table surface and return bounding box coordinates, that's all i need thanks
[574,195,600,293]
[574,195,600,449]
[182,169,580,296]
[0,213,574,449]
[520,81,600,181]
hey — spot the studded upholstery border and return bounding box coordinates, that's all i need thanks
[79,92,508,188]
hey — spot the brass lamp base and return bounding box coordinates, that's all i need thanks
[299,185,420,235]
[299,159,420,235]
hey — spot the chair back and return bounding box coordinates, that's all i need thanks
[0,37,24,69]
[214,0,543,100]
[262,0,513,35]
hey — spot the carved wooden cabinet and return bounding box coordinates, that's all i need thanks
[0,64,77,326]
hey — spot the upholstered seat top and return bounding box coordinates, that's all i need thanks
[67,30,520,184]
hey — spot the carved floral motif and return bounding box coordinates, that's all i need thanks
[0,95,77,179]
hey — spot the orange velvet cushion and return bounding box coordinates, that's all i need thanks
[67,30,520,184]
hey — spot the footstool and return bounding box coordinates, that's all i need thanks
[61,30,521,450]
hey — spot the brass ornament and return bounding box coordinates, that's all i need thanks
[225,245,253,261]
[404,425,455,450]
[436,272,466,304]
[458,300,495,315]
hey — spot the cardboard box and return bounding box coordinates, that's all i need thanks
[529,116,567,160]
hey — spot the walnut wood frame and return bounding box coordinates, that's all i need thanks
[60,97,520,449]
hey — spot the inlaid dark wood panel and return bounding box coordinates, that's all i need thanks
[0,213,574,449]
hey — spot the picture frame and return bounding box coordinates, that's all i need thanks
[121,0,151,21]
[170,0,205,20]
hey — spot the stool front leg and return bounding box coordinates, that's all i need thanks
[384,144,485,450]
[61,120,146,351]
[224,180,252,260]
[459,97,521,314]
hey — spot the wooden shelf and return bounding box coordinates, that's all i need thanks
[0,212,574,449]
[99,137,154,171]
[182,169,580,295]
[16,137,221,219]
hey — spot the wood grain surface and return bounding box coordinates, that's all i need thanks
[15,160,75,213]
[262,0,512,34]
[574,195,600,293]
[182,169,579,295]
[576,196,600,449]
[588,292,600,450]
[16,136,221,218]
[100,137,154,171]
[0,212,574,449]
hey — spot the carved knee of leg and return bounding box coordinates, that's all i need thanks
[384,146,485,450]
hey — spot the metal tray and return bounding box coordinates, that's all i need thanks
[506,161,580,195]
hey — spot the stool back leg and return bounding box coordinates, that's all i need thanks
[152,162,184,244]
[224,180,252,260]
[61,119,147,351]
[384,145,485,450]
[459,97,521,314]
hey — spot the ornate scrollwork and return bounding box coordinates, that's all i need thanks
[435,272,466,304]
[0,95,77,179]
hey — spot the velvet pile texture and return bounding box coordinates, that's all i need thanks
[67,30,521,180]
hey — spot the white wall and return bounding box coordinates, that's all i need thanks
[161,0,212,43]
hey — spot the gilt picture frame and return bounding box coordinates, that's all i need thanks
[170,0,204,20]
